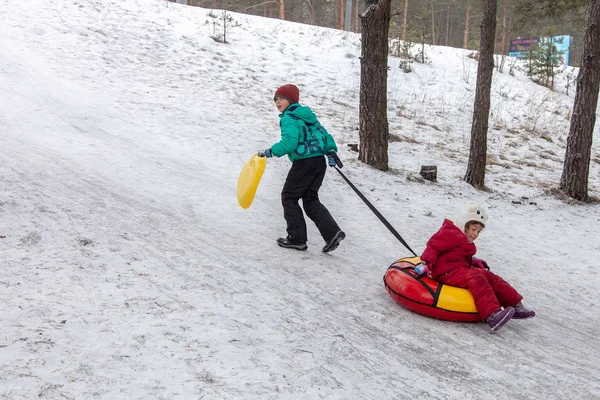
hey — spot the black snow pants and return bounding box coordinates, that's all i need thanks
[281,156,340,244]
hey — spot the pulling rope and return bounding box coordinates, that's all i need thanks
[329,152,417,257]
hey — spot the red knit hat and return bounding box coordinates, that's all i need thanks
[274,84,300,104]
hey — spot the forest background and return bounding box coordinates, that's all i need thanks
[176,0,587,67]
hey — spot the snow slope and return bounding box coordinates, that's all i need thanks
[1,0,599,399]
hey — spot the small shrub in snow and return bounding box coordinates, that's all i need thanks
[508,57,518,77]
[207,10,240,44]
[564,70,576,96]
[390,38,430,69]
[467,51,480,61]
[399,59,413,73]
[495,54,508,73]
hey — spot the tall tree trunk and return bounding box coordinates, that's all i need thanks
[308,0,316,25]
[449,13,453,47]
[421,0,428,62]
[402,0,409,40]
[288,0,295,21]
[445,0,451,46]
[463,0,471,49]
[279,0,285,20]
[464,0,497,188]
[431,0,436,45]
[359,0,392,171]
[501,0,508,54]
[352,0,357,32]
[560,0,600,202]
[344,0,353,30]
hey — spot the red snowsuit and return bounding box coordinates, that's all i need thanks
[421,219,523,320]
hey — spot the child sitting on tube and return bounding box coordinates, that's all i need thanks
[419,204,535,332]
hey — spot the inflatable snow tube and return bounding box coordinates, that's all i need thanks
[383,257,481,322]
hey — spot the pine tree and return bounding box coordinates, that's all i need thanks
[560,0,600,201]
[359,0,392,171]
[528,36,564,88]
[514,0,597,201]
[464,0,497,189]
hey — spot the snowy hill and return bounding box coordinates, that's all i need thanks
[1,0,599,399]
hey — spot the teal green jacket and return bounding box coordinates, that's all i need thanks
[270,104,338,162]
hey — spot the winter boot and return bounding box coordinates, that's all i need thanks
[513,302,536,319]
[322,231,345,253]
[276,236,307,251]
[487,307,515,332]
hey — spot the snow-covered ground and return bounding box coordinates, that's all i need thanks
[1,0,599,399]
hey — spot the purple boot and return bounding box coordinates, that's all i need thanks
[487,307,515,332]
[513,302,536,319]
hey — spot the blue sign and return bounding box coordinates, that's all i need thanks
[509,37,539,58]
[553,35,571,66]
[509,35,571,66]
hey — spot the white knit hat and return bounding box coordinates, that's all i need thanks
[454,204,488,231]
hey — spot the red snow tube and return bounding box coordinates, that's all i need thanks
[383,257,481,322]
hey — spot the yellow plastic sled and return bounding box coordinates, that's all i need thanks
[237,154,267,209]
